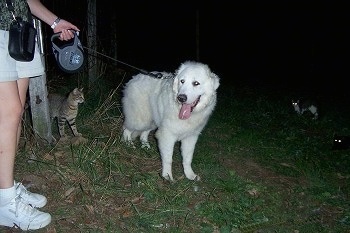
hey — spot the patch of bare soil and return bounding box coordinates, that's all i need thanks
[219,156,308,189]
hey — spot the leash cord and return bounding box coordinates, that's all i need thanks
[82,46,173,79]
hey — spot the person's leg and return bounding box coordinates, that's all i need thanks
[0,80,51,230]
[0,30,24,191]
[0,29,50,230]
[0,81,23,190]
[13,77,48,208]
[0,78,30,189]
[16,78,29,147]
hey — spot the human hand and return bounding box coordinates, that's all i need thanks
[53,19,80,41]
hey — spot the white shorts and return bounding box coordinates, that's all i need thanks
[0,29,45,82]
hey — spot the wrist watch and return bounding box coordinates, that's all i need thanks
[51,17,61,29]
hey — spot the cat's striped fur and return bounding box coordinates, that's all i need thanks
[48,87,84,138]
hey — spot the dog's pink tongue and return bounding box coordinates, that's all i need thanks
[179,104,192,120]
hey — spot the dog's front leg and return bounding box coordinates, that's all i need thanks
[181,135,200,181]
[157,132,176,181]
[122,127,135,148]
[140,129,152,149]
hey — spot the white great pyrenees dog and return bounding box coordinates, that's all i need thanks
[121,61,220,181]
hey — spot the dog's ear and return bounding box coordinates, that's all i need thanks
[211,72,220,90]
[175,62,187,76]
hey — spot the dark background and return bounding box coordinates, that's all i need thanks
[43,1,349,97]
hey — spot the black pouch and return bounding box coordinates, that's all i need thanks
[8,17,37,62]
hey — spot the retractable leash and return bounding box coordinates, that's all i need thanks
[50,30,173,79]
[51,30,86,73]
[82,46,174,79]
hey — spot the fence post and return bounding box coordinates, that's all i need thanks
[28,19,53,144]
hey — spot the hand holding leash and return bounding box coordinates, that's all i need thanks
[52,18,79,41]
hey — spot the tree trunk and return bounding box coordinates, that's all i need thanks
[87,0,98,85]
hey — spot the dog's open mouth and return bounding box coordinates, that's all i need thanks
[178,96,201,120]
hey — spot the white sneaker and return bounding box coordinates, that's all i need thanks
[15,182,47,208]
[0,196,51,230]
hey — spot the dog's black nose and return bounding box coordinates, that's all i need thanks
[177,94,187,103]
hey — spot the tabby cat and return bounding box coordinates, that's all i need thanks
[48,87,84,138]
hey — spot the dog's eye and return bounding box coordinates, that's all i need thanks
[193,81,200,86]
[180,79,185,84]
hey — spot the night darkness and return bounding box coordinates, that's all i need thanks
[44,1,348,97]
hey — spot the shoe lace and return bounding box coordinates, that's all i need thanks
[14,196,36,217]
[16,182,30,196]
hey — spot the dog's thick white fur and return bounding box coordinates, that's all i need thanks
[121,61,220,181]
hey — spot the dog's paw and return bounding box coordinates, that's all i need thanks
[141,142,151,149]
[187,174,200,181]
[124,140,136,149]
[184,167,200,181]
[193,175,201,181]
[162,173,174,182]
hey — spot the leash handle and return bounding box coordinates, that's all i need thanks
[51,29,79,41]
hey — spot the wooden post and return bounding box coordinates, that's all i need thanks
[28,19,53,144]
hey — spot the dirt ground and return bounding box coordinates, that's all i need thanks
[1,136,346,232]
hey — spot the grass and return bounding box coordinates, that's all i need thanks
[2,72,350,232]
